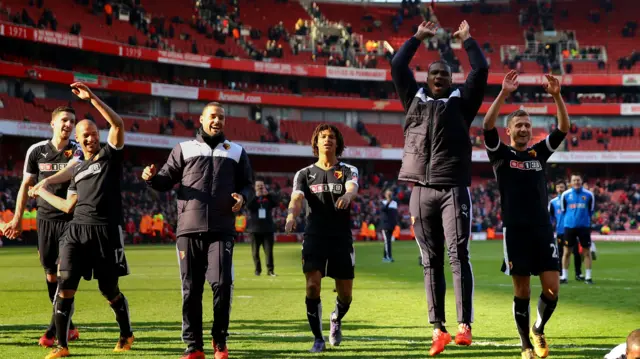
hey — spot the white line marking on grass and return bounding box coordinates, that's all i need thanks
[235,295,253,298]
[224,331,612,351]
[600,277,640,283]
[14,325,609,352]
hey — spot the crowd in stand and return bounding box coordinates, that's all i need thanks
[2,166,638,245]
[2,0,638,74]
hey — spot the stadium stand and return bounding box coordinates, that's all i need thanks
[1,170,637,242]
[0,0,637,72]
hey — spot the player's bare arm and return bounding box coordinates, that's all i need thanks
[4,175,35,239]
[71,82,125,148]
[335,181,358,210]
[483,70,519,130]
[285,192,304,232]
[35,188,78,214]
[543,74,570,133]
[29,160,80,198]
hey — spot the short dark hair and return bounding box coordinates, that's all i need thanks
[427,60,451,74]
[51,106,75,121]
[555,180,566,186]
[570,173,582,179]
[506,109,529,126]
[311,123,345,157]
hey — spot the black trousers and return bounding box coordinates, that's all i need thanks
[176,233,234,349]
[250,232,274,273]
[410,185,474,325]
[558,234,582,276]
[381,229,393,258]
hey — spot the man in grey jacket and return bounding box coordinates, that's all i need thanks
[391,20,488,356]
[142,101,253,359]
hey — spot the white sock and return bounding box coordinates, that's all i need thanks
[586,269,592,280]
[591,242,597,252]
[561,269,568,279]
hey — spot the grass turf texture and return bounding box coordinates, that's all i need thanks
[0,241,638,359]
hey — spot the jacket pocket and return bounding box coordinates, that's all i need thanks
[400,152,427,176]
[403,129,427,155]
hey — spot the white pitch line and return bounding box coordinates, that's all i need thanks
[226,331,612,351]
[4,325,611,352]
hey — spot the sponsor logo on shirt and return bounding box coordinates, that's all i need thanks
[569,203,587,209]
[509,160,542,171]
[310,183,343,194]
[38,163,69,172]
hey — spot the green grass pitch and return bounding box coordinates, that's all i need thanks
[1,241,639,358]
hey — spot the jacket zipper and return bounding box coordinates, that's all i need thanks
[425,103,436,184]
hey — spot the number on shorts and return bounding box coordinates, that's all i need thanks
[115,248,125,263]
[550,243,559,259]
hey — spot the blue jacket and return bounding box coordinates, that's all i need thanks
[548,196,565,235]
[561,188,594,229]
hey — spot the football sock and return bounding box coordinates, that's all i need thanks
[533,293,557,334]
[334,296,351,321]
[45,281,58,337]
[305,297,323,340]
[54,297,74,348]
[47,280,57,302]
[110,293,133,337]
[561,269,568,279]
[585,269,592,280]
[513,297,532,350]
[433,322,448,333]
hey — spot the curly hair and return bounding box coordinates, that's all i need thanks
[311,123,345,158]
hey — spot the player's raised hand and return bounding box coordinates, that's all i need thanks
[543,74,561,96]
[335,193,354,210]
[231,193,244,212]
[285,214,296,233]
[70,82,95,101]
[415,21,438,41]
[502,70,519,94]
[453,20,471,41]
[141,164,157,181]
